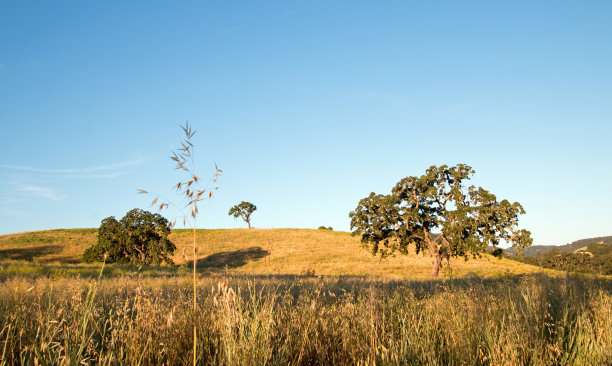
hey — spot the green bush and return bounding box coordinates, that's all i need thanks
[83,209,176,265]
[491,247,504,258]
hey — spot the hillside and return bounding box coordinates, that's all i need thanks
[504,235,612,257]
[0,228,548,278]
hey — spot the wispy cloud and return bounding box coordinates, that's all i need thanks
[279,11,296,18]
[0,207,31,217]
[16,185,67,201]
[219,25,248,34]
[167,38,201,50]
[65,172,129,179]
[346,90,413,105]
[0,157,147,177]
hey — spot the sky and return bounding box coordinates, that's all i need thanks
[1,1,611,247]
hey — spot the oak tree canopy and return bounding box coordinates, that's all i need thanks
[228,201,257,229]
[83,208,176,265]
[349,164,532,277]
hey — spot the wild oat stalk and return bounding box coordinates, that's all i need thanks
[139,122,222,365]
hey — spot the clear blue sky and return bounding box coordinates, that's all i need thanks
[1,1,611,246]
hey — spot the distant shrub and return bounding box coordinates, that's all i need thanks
[302,268,316,277]
[318,226,333,231]
[491,248,504,258]
[511,249,612,276]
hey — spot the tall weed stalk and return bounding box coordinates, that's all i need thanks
[139,122,222,365]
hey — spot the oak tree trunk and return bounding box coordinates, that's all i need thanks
[431,252,442,277]
[424,232,443,277]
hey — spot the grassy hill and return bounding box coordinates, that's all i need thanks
[0,228,549,278]
[2,230,610,364]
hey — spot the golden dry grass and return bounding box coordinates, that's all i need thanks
[0,228,550,278]
[1,273,611,364]
[172,228,553,278]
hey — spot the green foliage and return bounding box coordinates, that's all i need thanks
[317,226,333,231]
[513,244,612,275]
[542,252,611,275]
[83,209,176,265]
[350,164,532,276]
[228,201,257,229]
[506,235,612,257]
[587,242,612,256]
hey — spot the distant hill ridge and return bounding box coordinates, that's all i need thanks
[0,228,547,278]
[505,235,612,257]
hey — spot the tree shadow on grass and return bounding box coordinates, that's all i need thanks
[0,245,63,261]
[41,256,82,264]
[197,247,269,270]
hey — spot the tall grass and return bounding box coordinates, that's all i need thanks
[1,273,610,365]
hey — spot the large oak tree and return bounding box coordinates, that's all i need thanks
[83,208,176,265]
[349,164,532,277]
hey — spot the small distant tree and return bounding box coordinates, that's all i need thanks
[350,164,532,277]
[83,208,176,265]
[318,226,333,231]
[228,201,257,229]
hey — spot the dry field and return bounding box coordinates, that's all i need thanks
[1,228,610,365]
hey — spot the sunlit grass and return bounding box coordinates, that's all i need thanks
[0,273,610,365]
[0,229,97,263]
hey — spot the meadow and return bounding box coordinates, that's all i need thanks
[1,229,611,365]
